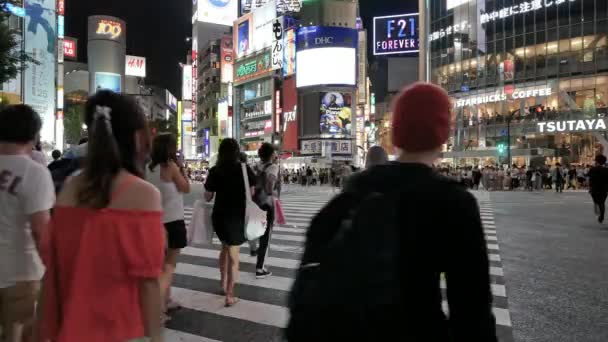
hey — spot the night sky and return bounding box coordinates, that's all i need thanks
[65,0,417,98]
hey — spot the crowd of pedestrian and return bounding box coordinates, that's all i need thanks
[281,164,357,188]
[437,164,592,192]
[3,83,608,342]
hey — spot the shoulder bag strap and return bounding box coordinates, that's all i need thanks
[242,163,252,200]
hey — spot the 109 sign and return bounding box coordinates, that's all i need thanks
[373,13,419,56]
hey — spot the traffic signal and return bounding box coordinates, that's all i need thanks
[497,142,507,155]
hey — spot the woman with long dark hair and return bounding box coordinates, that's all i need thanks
[147,133,190,319]
[38,91,164,342]
[204,138,255,306]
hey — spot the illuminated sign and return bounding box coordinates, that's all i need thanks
[373,13,419,56]
[220,36,234,83]
[182,65,193,100]
[125,55,146,77]
[456,87,552,107]
[537,119,607,133]
[272,17,284,70]
[58,15,64,38]
[166,90,177,111]
[481,0,576,25]
[283,28,295,76]
[234,51,272,84]
[301,139,352,155]
[63,38,77,59]
[57,0,65,15]
[252,0,276,52]
[197,0,238,26]
[429,21,469,42]
[96,19,122,39]
[3,3,26,17]
[241,0,301,14]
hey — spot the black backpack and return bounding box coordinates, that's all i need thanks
[253,163,273,208]
[287,183,414,341]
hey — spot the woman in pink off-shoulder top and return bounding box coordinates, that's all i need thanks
[37,91,165,342]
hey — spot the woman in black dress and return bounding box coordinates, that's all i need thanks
[204,138,255,306]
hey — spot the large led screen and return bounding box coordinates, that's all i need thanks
[296,48,356,88]
[320,92,352,136]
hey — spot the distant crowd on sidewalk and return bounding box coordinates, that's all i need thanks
[436,164,591,192]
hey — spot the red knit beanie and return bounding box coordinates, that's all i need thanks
[391,82,451,153]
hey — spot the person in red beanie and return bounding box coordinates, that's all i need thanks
[288,83,497,342]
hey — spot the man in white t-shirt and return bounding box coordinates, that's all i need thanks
[0,105,55,341]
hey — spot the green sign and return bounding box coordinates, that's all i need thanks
[236,60,258,78]
[234,51,272,83]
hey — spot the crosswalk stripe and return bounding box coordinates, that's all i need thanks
[164,328,221,342]
[182,246,300,269]
[271,234,305,242]
[211,239,304,254]
[170,287,289,328]
[175,263,294,292]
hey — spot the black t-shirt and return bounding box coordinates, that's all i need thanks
[589,166,608,194]
[205,162,256,216]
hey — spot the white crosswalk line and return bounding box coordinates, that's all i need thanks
[164,329,221,342]
[272,234,306,242]
[182,246,300,269]
[176,262,294,292]
[170,287,289,328]
[211,239,304,253]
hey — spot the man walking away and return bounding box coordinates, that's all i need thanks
[288,83,497,341]
[553,163,564,193]
[589,155,608,223]
[0,105,55,342]
[253,143,279,278]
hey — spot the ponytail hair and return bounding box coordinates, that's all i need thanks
[78,91,147,208]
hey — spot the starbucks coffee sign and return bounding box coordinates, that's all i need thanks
[537,119,607,133]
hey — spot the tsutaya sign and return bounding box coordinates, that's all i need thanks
[537,119,607,133]
[455,87,552,108]
[481,0,577,25]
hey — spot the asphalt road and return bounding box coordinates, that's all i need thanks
[491,191,608,342]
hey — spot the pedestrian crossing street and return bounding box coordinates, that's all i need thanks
[166,191,329,341]
[166,190,513,342]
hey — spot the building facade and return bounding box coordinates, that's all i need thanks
[423,0,608,166]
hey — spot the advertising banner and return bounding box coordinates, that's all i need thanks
[252,0,276,52]
[271,16,283,71]
[218,100,229,137]
[320,92,352,135]
[25,0,56,144]
[301,139,353,155]
[63,37,77,59]
[234,13,252,58]
[283,28,295,76]
[373,13,419,55]
[125,55,146,77]
[197,0,238,26]
[220,36,234,83]
[296,26,357,88]
[95,72,121,93]
[182,65,193,100]
[234,50,272,84]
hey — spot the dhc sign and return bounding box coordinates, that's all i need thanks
[537,119,607,133]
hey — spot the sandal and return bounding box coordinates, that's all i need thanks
[224,296,239,307]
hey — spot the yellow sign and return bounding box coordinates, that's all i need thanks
[96,20,122,39]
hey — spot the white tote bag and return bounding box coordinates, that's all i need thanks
[188,199,214,246]
[242,163,267,241]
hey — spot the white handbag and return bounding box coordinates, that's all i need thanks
[188,199,214,246]
[242,163,267,241]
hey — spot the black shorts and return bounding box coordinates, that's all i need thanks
[164,220,187,249]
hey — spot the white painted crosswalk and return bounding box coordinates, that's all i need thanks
[168,189,512,342]
[167,190,330,341]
